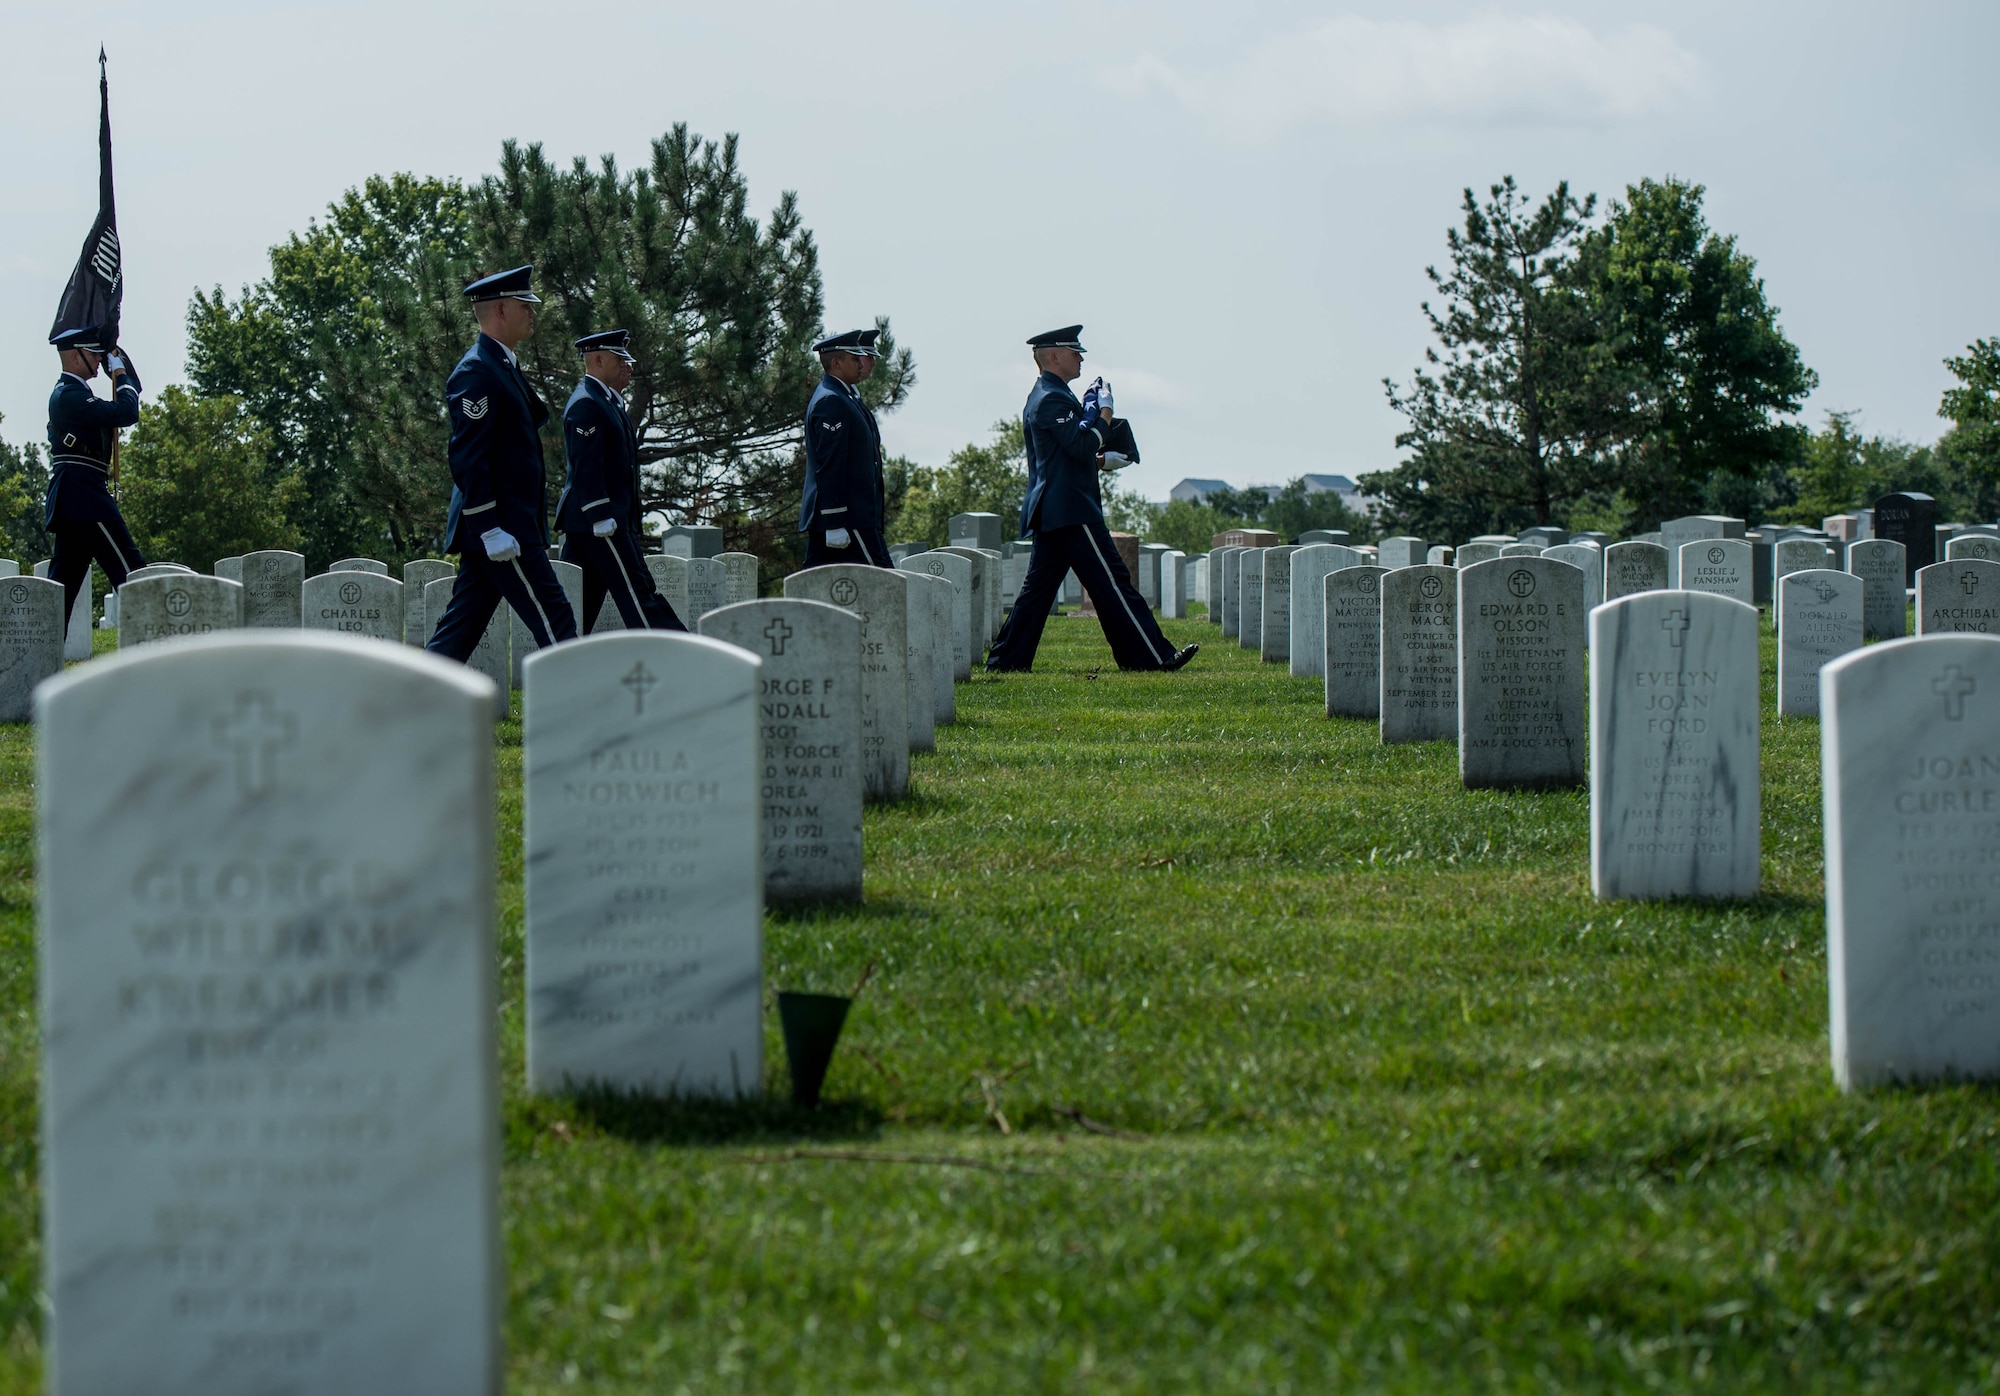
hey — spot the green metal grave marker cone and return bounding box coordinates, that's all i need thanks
[777,993,849,1108]
[777,962,872,1109]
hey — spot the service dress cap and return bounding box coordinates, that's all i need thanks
[812,328,881,355]
[1026,324,1086,351]
[574,329,634,361]
[50,325,107,352]
[462,265,541,303]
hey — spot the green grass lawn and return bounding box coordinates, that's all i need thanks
[2,613,1998,1392]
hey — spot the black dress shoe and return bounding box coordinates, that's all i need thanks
[1161,644,1199,671]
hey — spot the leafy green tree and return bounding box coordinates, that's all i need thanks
[1938,338,2000,518]
[890,420,1026,545]
[1374,178,1635,537]
[1261,478,1367,541]
[118,387,302,568]
[1590,178,1816,525]
[1149,498,1234,554]
[1101,483,1160,537]
[189,174,475,565]
[1776,410,1941,525]
[0,415,51,566]
[190,129,914,564]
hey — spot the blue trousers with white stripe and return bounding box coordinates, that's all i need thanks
[562,530,685,632]
[986,519,1176,671]
[425,546,578,662]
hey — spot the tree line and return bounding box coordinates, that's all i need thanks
[1368,175,2000,537]
[2,159,1994,572]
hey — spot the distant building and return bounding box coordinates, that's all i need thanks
[1170,477,1232,504]
[1300,473,1377,517]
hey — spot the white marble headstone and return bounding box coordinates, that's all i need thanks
[401,559,456,646]
[1325,565,1387,719]
[1426,546,1455,567]
[718,552,760,605]
[329,557,390,575]
[1542,543,1602,614]
[509,558,584,685]
[1774,537,1834,596]
[684,557,728,623]
[117,574,243,649]
[1237,549,1266,650]
[905,573,956,725]
[304,570,403,642]
[1589,592,1761,900]
[1944,533,2000,564]
[1454,542,1502,568]
[901,572,937,753]
[523,632,762,1094]
[900,551,972,681]
[0,574,65,721]
[1822,634,2000,1087]
[1216,547,1244,636]
[700,599,865,903]
[1603,541,1668,601]
[424,576,510,717]
[1159,548,1187,619]
[934,546,998,646]
[1287,544,1355,680]
[36,633,501,1396]
[213,556,243,582]
[1498,542,1544,557]
[1679,538,1754,609]
[1916,558,2000,636]
[1379,564,1458,743]
[1777,569,1862,716]
[1259,545,1297,664]
[31,560,93,661]
[1377,537,1427,570]
[1457,557,1586,788]
[239,549,305,628]
[782,565,910,801]
[1847,538,1908,641]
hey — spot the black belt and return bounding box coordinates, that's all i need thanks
[50,454,111,474]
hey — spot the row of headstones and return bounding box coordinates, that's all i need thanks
[32,611,852,1391]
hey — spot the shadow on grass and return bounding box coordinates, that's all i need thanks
[513,1084,887,1149]
[766,894,937,929]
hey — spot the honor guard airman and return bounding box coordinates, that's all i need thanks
[426,265,581,664]
[799,328,893,568]
[45,324,145,637]
[556,329,685,631]
[986,324,1196,673]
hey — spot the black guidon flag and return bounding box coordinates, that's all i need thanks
[49,48,121,349]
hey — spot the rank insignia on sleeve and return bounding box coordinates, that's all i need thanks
[460,396,489,419]
[574,425,596,436]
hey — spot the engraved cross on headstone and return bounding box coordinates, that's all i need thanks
[212,691,298,797]
[1934,665,1976,721]
[1661,608,1690,647]
[1961,571,1983,596]
[764,617,793,656]
[621,662,658,716]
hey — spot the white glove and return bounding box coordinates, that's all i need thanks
[825,527,851,547]
[1101,451,1129,471]
[1098,378,1114,417]
[481,527,521,562]
[592,518,617,537]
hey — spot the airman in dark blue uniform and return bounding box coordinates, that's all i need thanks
[986,325,1196,672]
[426,265,580,663]
[44,324,145,637]
[555,329,684,632]
[799,328,892,568]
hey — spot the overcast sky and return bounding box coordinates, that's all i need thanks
[5,2,1995,504]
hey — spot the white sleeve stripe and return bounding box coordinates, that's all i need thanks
[583,498,610,509]
[820,506,848,515]
[462,501,497,515]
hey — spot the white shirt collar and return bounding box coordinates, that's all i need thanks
[482,333,518,367]
[585,373,625,409]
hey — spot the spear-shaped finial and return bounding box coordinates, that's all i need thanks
[99,45,106,69]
